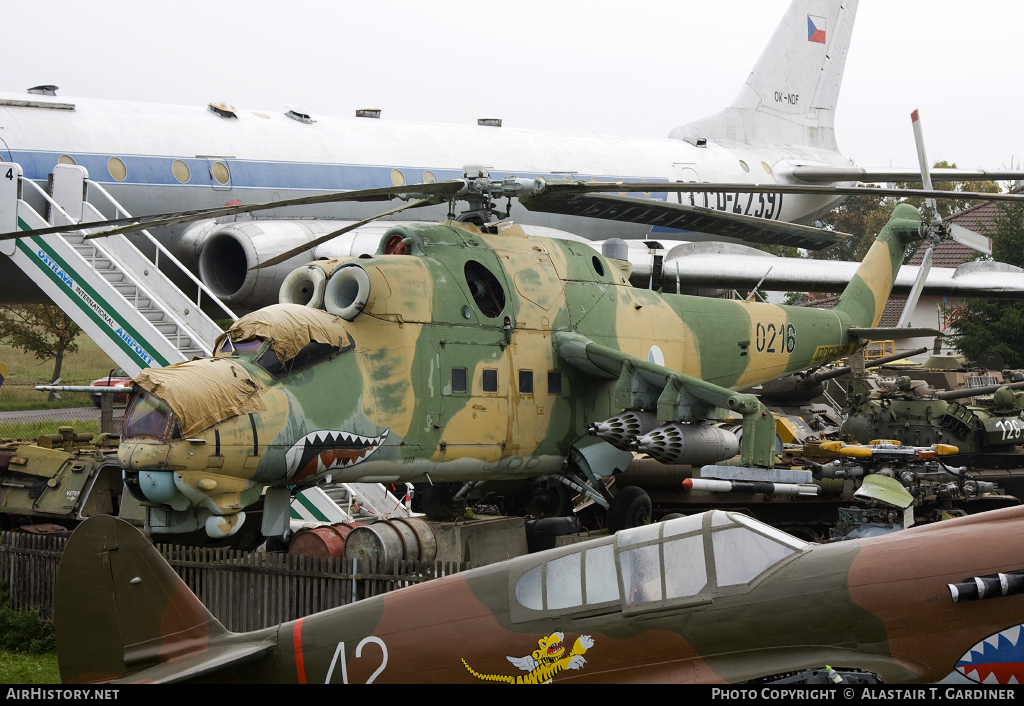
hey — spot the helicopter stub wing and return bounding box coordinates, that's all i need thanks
[552,331,759,422]
[520,191,848,251]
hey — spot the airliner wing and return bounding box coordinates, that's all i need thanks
[789,166,1024,184]
[521,192,847,251]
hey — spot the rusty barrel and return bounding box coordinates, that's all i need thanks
[344,521,406,567]
[288,521,366,560]
[392,517,437,562]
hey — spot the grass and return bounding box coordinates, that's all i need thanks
[0,650,60,683]
[0,588,60,684]
[0,335,118,412]
[0,420,99,441]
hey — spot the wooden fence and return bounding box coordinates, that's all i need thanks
[0,531,469,632]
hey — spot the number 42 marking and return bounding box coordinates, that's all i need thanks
[325,636,388,684]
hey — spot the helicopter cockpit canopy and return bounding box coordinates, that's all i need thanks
[214,303,351,362]
[133,358,267,438]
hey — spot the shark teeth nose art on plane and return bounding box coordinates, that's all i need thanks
[955,624,1024,684]
[285,429,389,481]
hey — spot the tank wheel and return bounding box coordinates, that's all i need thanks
[606,486,652,533]
[527,484,570,518]
[421,483,467,521]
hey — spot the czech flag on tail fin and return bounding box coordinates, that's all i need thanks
[807,15,826,44]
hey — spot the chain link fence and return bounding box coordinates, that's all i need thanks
[0,389,125,439]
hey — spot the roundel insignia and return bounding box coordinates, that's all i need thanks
[955,624,1024,683]
[648,345,665,367]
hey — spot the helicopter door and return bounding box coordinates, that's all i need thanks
[437,330,509,463]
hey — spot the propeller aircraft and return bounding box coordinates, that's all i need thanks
[55,507,1024,683]
[7,155,1022,542]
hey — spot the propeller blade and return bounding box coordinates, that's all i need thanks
[897,244,934,329]
[0,181,464,242]
[249,198,432,270]
[910,109,941,226]
[949,223,993,256]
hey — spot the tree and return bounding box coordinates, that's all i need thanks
[0,304,82,386]
[895,161,1002,221]
[815,188,895,262]
[946,200,1024,366]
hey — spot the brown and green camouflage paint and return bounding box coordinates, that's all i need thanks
[56,506,1024,683]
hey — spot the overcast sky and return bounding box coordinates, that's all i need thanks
[2,1,1020,174]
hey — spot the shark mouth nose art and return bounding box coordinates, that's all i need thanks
[955,624,1024,684]
[285,429,389,481]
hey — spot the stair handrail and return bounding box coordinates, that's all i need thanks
[83,180,237,322]
[20,178,210,357]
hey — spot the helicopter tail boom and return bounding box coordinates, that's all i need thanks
[833,203,925,330]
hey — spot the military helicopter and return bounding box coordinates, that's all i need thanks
[6,122,1024,542]
[55,509,1024,683]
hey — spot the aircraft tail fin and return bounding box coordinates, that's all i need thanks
[833,203,924,329]
[56,515,230,684]
[670,0,858,150]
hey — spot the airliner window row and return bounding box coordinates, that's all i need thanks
[41,153,734,199]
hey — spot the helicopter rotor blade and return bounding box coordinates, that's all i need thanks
[541,180,1024,203]
[249,198,433,271]
[0,181,465,242]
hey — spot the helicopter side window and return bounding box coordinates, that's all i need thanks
[548,371,562,395]
[464,260,505,318]
[255,334,355,379]
[451,368,467,393]
[482,369,498,393]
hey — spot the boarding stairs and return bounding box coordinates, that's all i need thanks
[0,162,236,376]
[291,483,414,529]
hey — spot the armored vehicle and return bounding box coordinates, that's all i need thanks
[842,376,1024,458]
[0,427,130,530]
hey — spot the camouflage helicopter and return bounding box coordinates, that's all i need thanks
[55,509,1024,683]
[7,159,1024,543]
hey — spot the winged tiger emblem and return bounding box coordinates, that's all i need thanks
[462,632,594,684]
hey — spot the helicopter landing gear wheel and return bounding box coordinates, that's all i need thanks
[526,483,570,519]
[606,486,652,533]
[420,483,467,521]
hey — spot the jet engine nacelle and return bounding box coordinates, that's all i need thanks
[175,219,403,311]
[630,422,740,466]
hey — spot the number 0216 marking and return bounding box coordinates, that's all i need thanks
[755,322,796,354]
